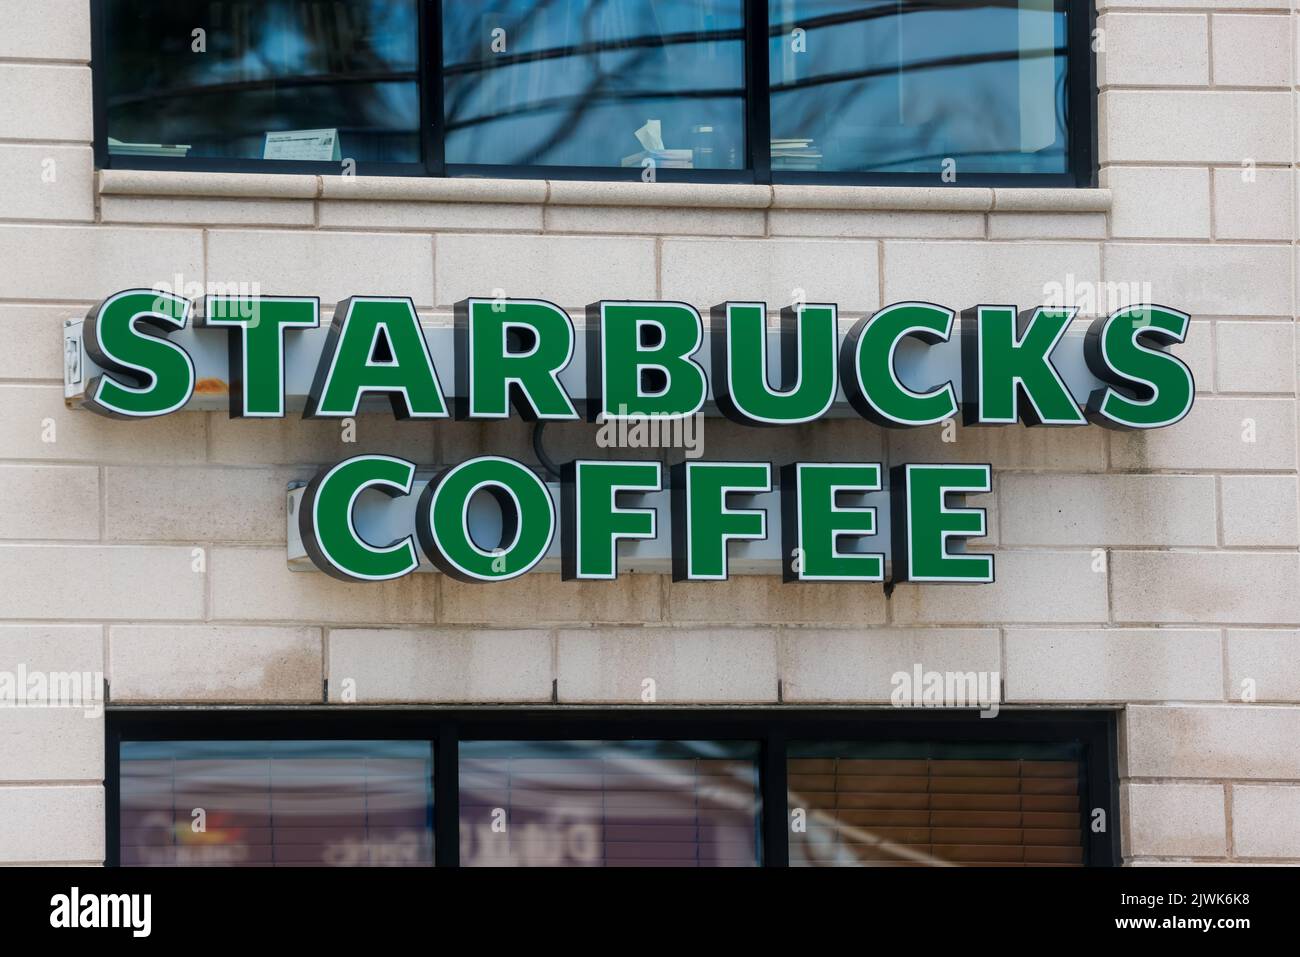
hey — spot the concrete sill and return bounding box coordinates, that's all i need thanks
[99,169,1111,213]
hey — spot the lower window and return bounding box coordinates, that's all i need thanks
[787,742,1084,867]
[459,740,761,867]
[118,740,434,866]
[107,711,1117,867]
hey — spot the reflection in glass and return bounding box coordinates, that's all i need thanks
[442,1,747,169]
[103,0,420,163]
[788,742,1084,866]
[768,0,1070,174]
[119,741,433,866]
[459,740,761,866]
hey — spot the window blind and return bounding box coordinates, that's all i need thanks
[789,753,1084,867]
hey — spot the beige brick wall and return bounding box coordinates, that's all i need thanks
[0,0,1297,867]
[1103,0,1300,866]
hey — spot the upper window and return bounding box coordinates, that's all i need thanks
[442,1,748,171]
[94,0,1093,185]
[101,0,423,168]
[767,0,1070,176]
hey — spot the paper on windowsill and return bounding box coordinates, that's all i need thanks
[107,137,191,158]
[634,119,665,153]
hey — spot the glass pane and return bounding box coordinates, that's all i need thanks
[768,0,1070,174]
[119,740,434,866]
[442,1,747,170]
[787,741,1084,866]
[459,740,761,866]
[103,1,420,164]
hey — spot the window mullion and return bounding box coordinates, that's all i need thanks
[426,0,447,177]
[761,727,789,866]
[745,0,773,184]
[434,718,460,866]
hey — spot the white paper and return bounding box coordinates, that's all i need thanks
[634,119,665,153]
[263,129,342,161]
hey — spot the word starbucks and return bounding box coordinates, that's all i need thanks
[81,291,1194,428]
[78,290,1195,585]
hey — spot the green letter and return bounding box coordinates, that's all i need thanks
[716,302,838,425]
[200,295,319,417]
[672,461,771,580]
[891,463,993,583]
[417,456,555,581]
[306,297,447,419]
[562,460,662,580]
[83,289,195,418]
[782,463,883,582]
[966,305,1085,426]
[463,298,578,420]
[842,301,958,427]
[1085,304,1194,429]
[299,454,419,582]
[599,301,707,420]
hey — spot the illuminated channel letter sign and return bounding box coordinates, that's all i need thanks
[67,291,1195,586]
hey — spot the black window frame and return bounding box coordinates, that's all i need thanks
[105,708,1120,867]
[90,0,1097,187]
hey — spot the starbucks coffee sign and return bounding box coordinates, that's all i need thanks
[65,290,1195,585]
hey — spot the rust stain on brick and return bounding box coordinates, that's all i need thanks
[194,377,229,395]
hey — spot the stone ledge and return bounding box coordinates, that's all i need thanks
[98,169,320,199]
[548,179,771,208]
[320,175,546,205]
[771,185,993,211]
[991,187,1112,212]
[99,169,1111,213]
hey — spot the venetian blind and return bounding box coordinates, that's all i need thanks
[789,755,1084,867]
